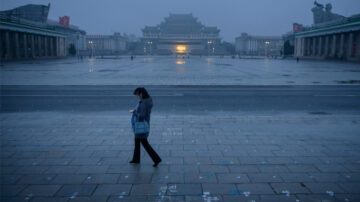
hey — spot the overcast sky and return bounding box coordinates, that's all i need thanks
[1,0,360,41]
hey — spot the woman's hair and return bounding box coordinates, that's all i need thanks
[133,87,150,98]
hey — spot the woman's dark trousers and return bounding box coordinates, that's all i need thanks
[132,138,161,163]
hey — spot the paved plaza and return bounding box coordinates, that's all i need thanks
[1,56,360,85]
[1,57,360,201]
[1,111,360,202]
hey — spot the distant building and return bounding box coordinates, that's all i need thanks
[136,13,226,55]
[86,33,127,56]
[294,1,360,61]
[47,17,86,56]
[0,4,87,61]
[0,4,66,61]
[235,33,284,57]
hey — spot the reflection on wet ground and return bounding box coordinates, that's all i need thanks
[1,56,360,85]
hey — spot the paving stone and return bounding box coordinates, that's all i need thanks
[82,174,120,184]
[147,195,185,201]
[50,174,88,184]
[304,182,346,194]
[92,184,131,196]
[185,195,223,202]
[248,173,283,183]
[287,165,319,172]
[14,166,49,174]
[270,182,311,194]
[166,184,202,195]
[76,165,109,174]
[339,183,360,193]
[108,195,147,202]
[202,183,237,195]
[216,173,250,183]
[1,184,27,197]
[211,157,239,165]
[31,197,69,202]
[334,193,360,202]
[228,165,259,173]
[63,196,108,202]
[19,185,62,196]
[311,173,348,182]
[44,166,80,174]
[16,174,56,184]
[118,173,152,184]
[170,165,199,173]
[199,165,229,173]
[258,165,290,173]
[279,173,315,182]
[130,184,167,195]
[55,184,97,197]
[315,164,349,172]
[260,194,299,202]
[297,194,336,202]
[0,174,22,184]
[184,173,218,183]
[183,157,211,165]
[238,157,267,165]
[69,158,101,166]
[151,173,184,183]
[236,183,274,194]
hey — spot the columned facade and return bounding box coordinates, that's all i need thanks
[294,19,360,61]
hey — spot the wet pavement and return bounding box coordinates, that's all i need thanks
[1,56,360,85]
[1,111,360,201]
[1,57,360,201]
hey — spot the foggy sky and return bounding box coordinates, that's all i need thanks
[2,0,360,42]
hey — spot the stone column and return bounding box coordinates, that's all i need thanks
[306,38,310,56]
[38,36,42,57]
[318,36,323,56]
[23,34,28,58]
[312,37,317,56]
[5,31,11,59]
[339,33,345,58]
[56,37,59,56]
[50,37,54,57]
[14,32,20,59]
[347,32,354,59]
[31,35,35,58]
[324,36,329,57]
[301,38,305,56]
[331,35,337,57]
[44,37,48,57]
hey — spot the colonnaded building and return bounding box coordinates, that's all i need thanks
[235,33,284,57]
[0,4,86,61]
[294,1,360,61]
[86,33,127,56]
[135,14,226,55]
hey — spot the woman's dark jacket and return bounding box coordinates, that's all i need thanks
[134,97,153,124]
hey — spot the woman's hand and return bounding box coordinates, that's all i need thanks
[129,109,135,113]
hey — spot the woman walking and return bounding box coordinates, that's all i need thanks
[129,87,162,167]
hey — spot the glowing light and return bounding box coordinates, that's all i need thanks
[176,45,187,53]
[265,41,270,44]
[176,60,186,65]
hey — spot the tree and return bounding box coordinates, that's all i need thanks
[69,44,76,56]
[284,40,294,56]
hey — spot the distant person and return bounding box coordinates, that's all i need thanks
[131,55,134,60]
[129,87,162,167]
[296,57,299,63]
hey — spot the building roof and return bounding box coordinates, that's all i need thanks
[143,13,220,35]
[0,4,50,23]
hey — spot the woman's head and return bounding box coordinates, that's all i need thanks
[133,87,150,99]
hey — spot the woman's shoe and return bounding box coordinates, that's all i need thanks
[129,160,139,164]
[153,160,162,167]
